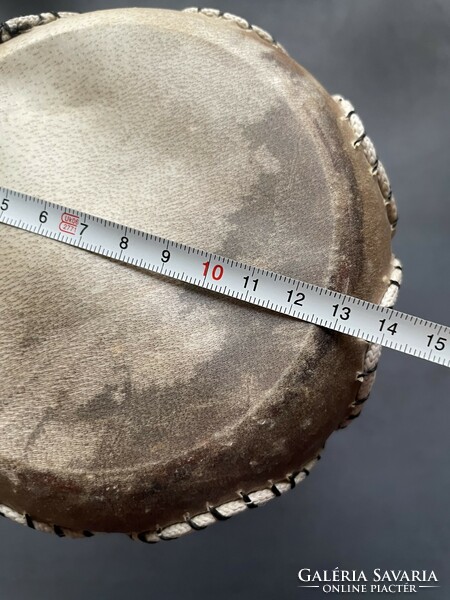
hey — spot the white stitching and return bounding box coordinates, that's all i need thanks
[333,95,399,235]
[183,7,288,54]
[0,455,323,541]
[0,8,288,54]
[0,12,76,43]
[332,95,401,428]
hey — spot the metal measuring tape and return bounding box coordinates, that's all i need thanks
[0,185,448,369]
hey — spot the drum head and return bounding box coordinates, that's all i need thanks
[0,8,394,537]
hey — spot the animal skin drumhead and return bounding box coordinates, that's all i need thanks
[0,8,399,540]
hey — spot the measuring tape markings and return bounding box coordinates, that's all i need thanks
[0,186,448,368]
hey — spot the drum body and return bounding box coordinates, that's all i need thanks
[0,8,399,539]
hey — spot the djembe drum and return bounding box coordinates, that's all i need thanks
[0,8,401,541]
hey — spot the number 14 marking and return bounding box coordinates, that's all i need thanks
[379,318,398,336]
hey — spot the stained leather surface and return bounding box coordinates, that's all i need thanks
[0,8,392,532]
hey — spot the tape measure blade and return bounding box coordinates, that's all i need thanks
[0,186,448,368]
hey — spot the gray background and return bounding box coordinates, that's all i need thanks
[0,1,449,599]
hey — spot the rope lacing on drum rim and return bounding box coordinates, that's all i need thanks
[0,12,78,43]
[0,8,401,541]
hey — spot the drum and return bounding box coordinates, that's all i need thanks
[0,8,401,541]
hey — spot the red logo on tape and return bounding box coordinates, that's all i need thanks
[59,212,80,235]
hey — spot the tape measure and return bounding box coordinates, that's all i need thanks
[1,185,448,369]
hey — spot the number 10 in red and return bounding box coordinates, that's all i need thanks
[202,260,224,281]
